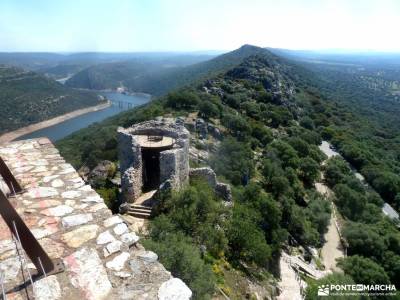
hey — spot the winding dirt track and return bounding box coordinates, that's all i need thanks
[0,101,111,144]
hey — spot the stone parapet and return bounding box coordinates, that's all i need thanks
[0,138,191,300]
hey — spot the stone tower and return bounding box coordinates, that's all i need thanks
[117,118,190,203]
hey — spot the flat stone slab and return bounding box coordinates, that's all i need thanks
[62,224,99,248]
[64,248,112,300]
[33,275,61,300]
[62,213,93,228]
[158,278,192,300]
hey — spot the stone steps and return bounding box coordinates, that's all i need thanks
[127,204,152,219]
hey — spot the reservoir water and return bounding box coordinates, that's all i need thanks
[17,92,151,142]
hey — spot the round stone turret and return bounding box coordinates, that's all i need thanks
[117,118,190,203]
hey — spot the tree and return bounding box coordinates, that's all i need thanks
[343,223,386,259]
[305,193,331,235]
[199,101,219,119]
[270,140,300,169]
[251,123,273,146]
[143,232,215,299]
[299,157,320,185]
[337,255,390,285]
[221,113,251,138]
[227,204,272,266]
[165,90,200,109]
[333,184,366,220]
[324,157,351,187]
[300,116,315,130]
[211,137,254,185]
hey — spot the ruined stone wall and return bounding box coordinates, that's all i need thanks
[117,128,143,201]
[189,167,232,202]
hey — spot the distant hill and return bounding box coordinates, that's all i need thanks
[0,52,216,80]
[66,45,270,95]
[0,65,102,134]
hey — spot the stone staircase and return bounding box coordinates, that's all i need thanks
[126,190,157,219]
[127,204,152,219]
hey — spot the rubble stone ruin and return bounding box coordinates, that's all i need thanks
[117,118,190,204]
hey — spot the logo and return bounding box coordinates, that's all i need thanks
[318,285,330,296]
[317,284,397,297]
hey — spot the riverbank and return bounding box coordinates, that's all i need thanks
[0,101,111,144]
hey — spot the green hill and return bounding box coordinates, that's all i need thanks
[0,65,102,134]
[65,45,269,95]
[57,45,400,298]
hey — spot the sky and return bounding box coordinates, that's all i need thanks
[0,0,399,52]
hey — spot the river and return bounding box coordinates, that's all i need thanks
[17,92,151,142]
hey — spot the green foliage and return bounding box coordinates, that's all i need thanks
[165,90,200,110]
[338,255,390,285]
[211,137,254,185]
[250,122,273,146]
[156,180,228,257]
[199,100,220,119]
[226,204,272,265]
[143,233,215,300]
[324,157,352,187]
[333,184,366,221]
[96,186,118,211]
[221,113,251,138]
[305,192,331,236]
[343,222,386,260]
[299,157,320,185]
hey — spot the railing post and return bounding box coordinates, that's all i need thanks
[0,157,23,194]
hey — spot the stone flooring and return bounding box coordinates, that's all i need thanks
[0,138,191,300]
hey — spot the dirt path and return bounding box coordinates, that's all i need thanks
[316,141,345,272]
[321,211,344,272]
[315,180,345,272]
[0,101,111,144]
[278,254,303,300]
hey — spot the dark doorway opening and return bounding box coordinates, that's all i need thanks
[142,148,160,192]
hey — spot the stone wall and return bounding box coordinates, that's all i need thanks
[189,167,232,202]
[0,138,192,300]
[118,118,190,203]
[117,130,143,201]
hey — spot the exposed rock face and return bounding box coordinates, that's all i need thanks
[190,167,232,202]
[118,118,190,203]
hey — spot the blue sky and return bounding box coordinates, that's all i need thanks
[1,0,399,52]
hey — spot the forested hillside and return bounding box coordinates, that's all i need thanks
[0,65,102,134]
[276,50,400,211]
[65,45,268,95]
[57,46,400,298]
